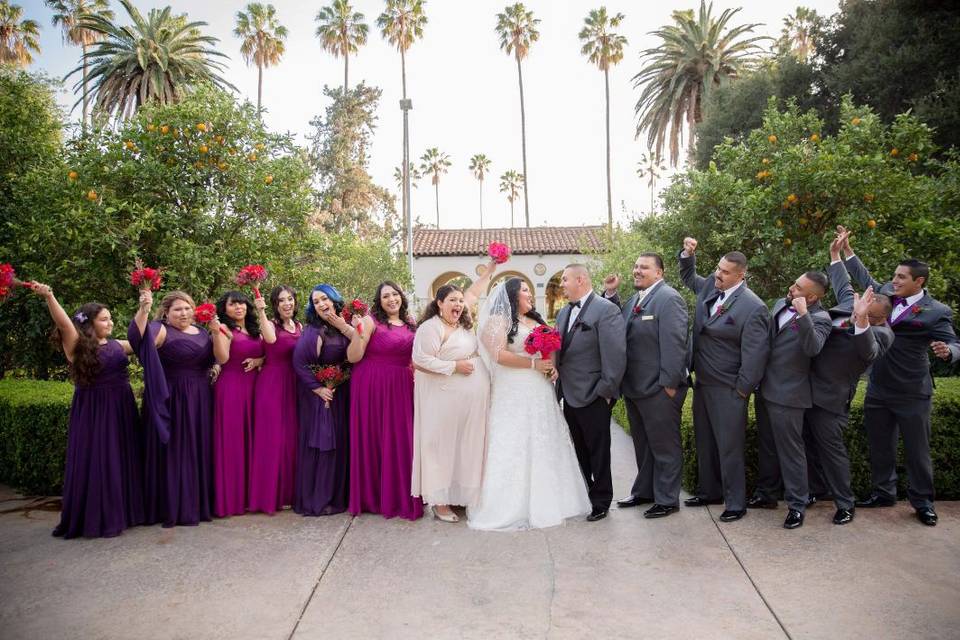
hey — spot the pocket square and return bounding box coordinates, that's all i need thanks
[641,315,655,321]
[579,323,592,331]
[724,316,736,325]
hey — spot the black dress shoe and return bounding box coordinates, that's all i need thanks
[643,504,679,519]
[805,495,818,507]
[783,509,804,529]
[718,509,746,522]
[833,508,855,525]
[916,507,938,526]
[746,495,777,509]
[855,494,896,508]
[684,496,723,507]
[586,507,608,522]
[616,495,653,508]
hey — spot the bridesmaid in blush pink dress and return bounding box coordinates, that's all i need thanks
[211,291,264,517]
[248,285,301,514]
[347,281,423,520]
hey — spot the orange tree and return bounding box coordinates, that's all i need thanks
[643,95,960,310]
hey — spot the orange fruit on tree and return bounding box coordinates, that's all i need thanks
[908,153,919,162]
[196,123,207,132]
[867,219,877,229]
[784,238,792,246]
[863,193,875,203]
[160,125,170,134]
[851,117,862,126]
[248,153,257,162]
[199,145,209,154]
[255,143,265,151]
[68,170,78,181]
[86,189,97,201]
[810,133,820,142]
[890,148,900,157]
[124,140,135,150]
[787,193,797,203]
[147,123,156,132]
[761,157,770,165]
[215,135,224,144]
[217,162,228,171]
[768,134,777,143]
[264,175,274,185]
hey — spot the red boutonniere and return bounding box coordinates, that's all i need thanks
[838,320,850,328]
[911,304,922,316]
[716,304,727,316]
[632,304,643,315]
[790,321,799,332]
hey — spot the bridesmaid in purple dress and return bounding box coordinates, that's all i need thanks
[348,281,423,520]
[292,284,355,516]
[248,285,301,514]
[129,290,216,527]
[211,291,264,517]
[32,282,147,538]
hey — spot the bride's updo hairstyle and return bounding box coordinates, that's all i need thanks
[418,284,473,330]
[504,277,546,343]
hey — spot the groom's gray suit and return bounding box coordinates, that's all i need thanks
[556,291,627,509]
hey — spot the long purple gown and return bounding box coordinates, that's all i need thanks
[54,339,145,539]
[213,328,263,517]
[248,322,301,514]
[131,320,215,527]
[292,324,350,516]
[349,319,423,520]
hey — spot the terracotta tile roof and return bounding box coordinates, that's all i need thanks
[412,226,608,257]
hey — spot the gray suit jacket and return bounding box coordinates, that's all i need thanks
[678,252,770,396]
[845,254,960,397]
[619,280,688,399]
[758,298,832,409]
[811,262,894,414]
[555,292,627,408]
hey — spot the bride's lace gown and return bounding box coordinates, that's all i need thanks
[468,322,591,531]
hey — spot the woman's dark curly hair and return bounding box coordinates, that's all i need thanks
[371,281,416,331]
[216,290,261,338]
[504,277,546,343]
[418,284,473,330]
[62,302,108,386]
[269,285,298,326]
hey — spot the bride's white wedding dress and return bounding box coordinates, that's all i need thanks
[467,321,591,531]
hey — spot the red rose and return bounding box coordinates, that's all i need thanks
[488,242,511,264]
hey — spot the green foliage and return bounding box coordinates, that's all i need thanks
[613,378,960,500]
[0,378,74,495]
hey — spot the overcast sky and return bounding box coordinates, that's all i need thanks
[27,0,840,229]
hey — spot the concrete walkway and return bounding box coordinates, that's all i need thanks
[1,425,958,639]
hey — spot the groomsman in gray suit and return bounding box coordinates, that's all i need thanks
[678,238,770,522]
[839,230,960,526]
[749,271,832,529]
[614,253,688,518]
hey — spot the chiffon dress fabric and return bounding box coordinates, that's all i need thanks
[411,316,489,507]
[212,328,263,517]
[248,323,301,514]
[349,318,423,520]
[292,324,350,516]
[54,338,145,539]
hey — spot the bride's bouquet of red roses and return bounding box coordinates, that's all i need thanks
[310,364,350,408]
[487,242,511,264]
[524,324,562,360]
[235,264,268,299]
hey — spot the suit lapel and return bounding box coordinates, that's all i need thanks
[704,284,744,326]
[561,292,595,354]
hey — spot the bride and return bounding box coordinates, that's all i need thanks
[468,278,591,531]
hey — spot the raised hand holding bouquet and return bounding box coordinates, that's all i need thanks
[195,302,229,337]
[235,264,268,299]
[0,263,35,300]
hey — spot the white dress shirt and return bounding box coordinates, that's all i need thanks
[567,291,593,331]
[710,280,744,317]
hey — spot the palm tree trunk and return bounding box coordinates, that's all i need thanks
[510,199,515,228]
[257,63,263,112]
[344,53,349,94]
[435,181,440,228]
[604,67,613,230]
[650,177,655,213]
[401,47,407,100]
[479,178,484,229]
[687,84,699,164]
[82,43,89,130]
[517,57,530,227]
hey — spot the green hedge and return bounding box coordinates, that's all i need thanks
[0,379,74,495]
[613,378,960,500]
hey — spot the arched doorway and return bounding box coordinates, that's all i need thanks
[545,271,567,322]
[430,271,473,299]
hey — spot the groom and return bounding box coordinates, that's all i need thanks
[555,264,627,522]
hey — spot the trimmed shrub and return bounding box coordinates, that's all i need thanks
[0,379,73,495]
[613,378,960,500]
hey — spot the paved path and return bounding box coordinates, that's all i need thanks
[1,425,958,639]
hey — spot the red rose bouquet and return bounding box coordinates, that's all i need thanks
[194,302,229,336]
[488,242,511,264]
[341,298,369,324]
[524,324,562,359]
[0,263,33,300]
[129,258,163,291]
[310,364,351,408]
[235,264,268,299]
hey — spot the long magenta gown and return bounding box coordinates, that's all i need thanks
[213,328,263,517]
[55,339,145,538]
[248,323,301,514]
[349,319,423,520]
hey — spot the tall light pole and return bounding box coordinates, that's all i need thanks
[401,98,414,289]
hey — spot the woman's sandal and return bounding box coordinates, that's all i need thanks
[432,506,459,523]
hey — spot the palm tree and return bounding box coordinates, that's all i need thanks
[579,7,627,231]
[315,0,368,94]
[70,0,234,120]
[468,154,492,229]
[234,3,288,113]
[495,3,539,227]
[0,1,40,68]
[419,147,451,228]
[636,151,665,214]
[780,6,820,62]
[45,1,113,127]
[393,162,420,192]
[632,1,766,166]
[499,170,524,228]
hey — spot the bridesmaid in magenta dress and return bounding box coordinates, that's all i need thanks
[292,284,355,516]
[211,290,264,517]
[32,282,147,539]
[248,285,301,514]
[348,281,423,520]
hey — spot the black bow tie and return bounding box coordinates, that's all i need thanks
[717,291,726,301]
[568,300,581,308]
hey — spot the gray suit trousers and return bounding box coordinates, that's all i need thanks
[864,392,935,509]
[692,385,748,511]
[625,388,686,507]
[755,397,809,512]
[804,406,855,509]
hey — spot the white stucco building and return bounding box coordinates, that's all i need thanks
[409,226,607,320]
